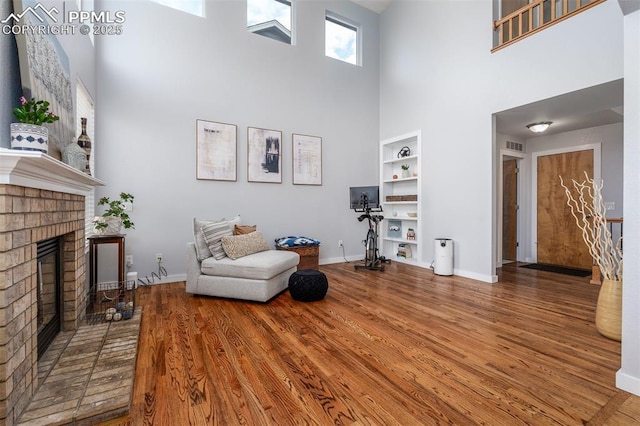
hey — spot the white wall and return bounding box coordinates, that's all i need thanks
[380,0,623,282]
[95,0,380,279]
[617,6,640,396]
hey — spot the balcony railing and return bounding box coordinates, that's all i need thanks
[493,0,606,51]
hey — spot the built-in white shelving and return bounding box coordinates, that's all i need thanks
[379,130,421,266]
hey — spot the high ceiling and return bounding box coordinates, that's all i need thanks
[350,2,624,141]
[351,0,393,14]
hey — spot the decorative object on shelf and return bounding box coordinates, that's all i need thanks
[407,212,417,217]
[94,192,135,234]
[407,228,416,240]
[77,117,92,175]
[397,146,411,158]
[10,96,60,153]
[386,194,418,202]
[392,210,398,217]
[401,164,410,178]
[397,243,412,258]
[387,220,401,238]
[393,174,398,179]
[560,172,622,341]
[196,119,237,181]
[10,123,48,153]
[62,142,88,172]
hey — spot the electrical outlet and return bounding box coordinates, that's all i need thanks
[605,201,615,211]
[125,255,133,266]
[338,240,343,247]
[155,253,163,262]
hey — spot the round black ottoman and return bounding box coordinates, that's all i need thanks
[288,269,328,302]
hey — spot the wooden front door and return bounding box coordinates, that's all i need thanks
[503,159,517,261]
[537,150,593,269]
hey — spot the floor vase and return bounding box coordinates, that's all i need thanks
[10,123,48,153]
[595,278,622,341]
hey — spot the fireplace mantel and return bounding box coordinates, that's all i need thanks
[0,148,104,194]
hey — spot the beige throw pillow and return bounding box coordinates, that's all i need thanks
[221,231,270,260]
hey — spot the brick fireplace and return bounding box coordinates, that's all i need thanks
[0,149,102,425]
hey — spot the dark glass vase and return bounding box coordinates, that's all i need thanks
[77,117,92,175]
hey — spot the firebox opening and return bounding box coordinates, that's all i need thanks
[37,237,63,359]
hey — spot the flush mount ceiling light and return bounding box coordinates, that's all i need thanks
[526,121,552,133]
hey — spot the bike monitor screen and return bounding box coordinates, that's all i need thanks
[349,186,380,210]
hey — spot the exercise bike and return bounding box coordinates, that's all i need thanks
[353,195,390,271]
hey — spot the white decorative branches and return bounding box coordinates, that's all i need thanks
[559,172,623,281]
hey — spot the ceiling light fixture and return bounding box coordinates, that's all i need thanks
[526,121,552,133]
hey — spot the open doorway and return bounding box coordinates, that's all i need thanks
[502,157,518,262]
[493,80,623,274]
[499,152,524,265]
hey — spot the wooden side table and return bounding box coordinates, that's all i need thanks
[88,234,125,292]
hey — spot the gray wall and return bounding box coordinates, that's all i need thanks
[1,1,96,144]
[379,0,624,282]
[0,1,29,146]
[95,0,380,279]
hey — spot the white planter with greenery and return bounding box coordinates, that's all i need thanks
[10,123,49,153]
[94,216,123,235]
[11,96,59,154]
[94,193,135,235]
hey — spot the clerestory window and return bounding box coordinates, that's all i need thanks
[247,0,293,45]
[325,12,359,66]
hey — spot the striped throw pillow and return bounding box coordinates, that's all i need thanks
[201,221,233,260]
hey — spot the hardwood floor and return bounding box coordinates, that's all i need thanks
[102,262,640,425]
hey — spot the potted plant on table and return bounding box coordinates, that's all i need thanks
[11,96,60,153]
[94,192,135,235]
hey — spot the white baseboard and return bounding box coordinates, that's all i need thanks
[136,273,186,286]
[454,269,499,283]
[320,255,363,265]
[616,369,640,396]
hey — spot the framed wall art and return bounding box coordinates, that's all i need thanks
[247,127,282,183]
[292,133,322,185]
[13,0,74,156]
[196,120,237,181]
